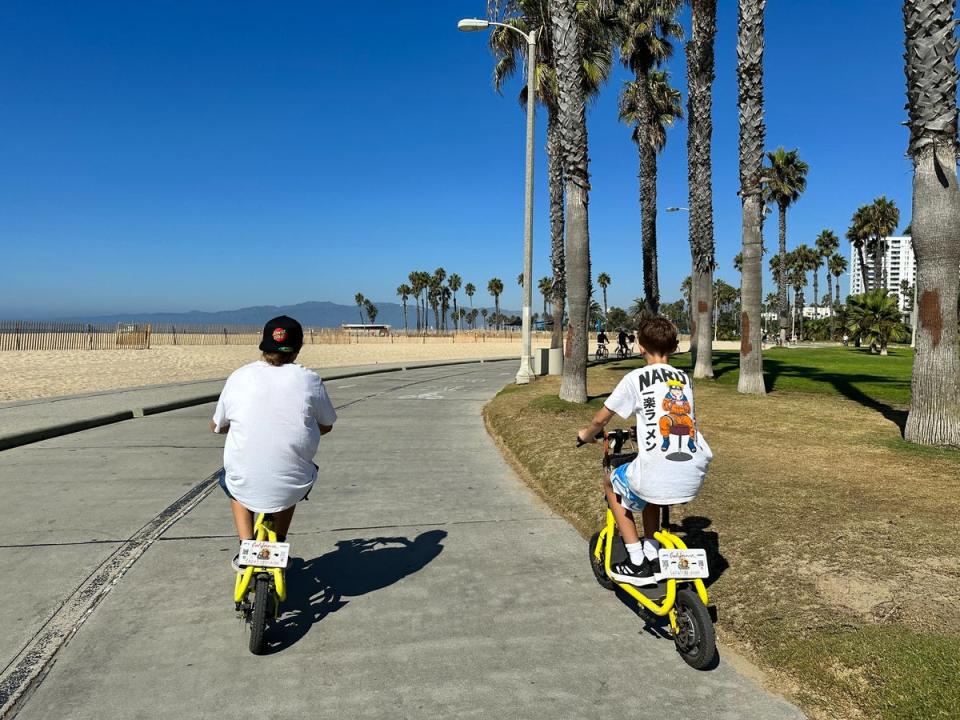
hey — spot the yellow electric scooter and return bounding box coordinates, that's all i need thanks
[581,428,717,669]
[234,513,289,655]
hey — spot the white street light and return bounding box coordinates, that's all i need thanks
[458,18,490,31]
[459,17,538,384]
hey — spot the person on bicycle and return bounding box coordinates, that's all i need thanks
[211,315,337,571]
[617,329,628,355]
[577,317,712,586]
[597,329,609,350]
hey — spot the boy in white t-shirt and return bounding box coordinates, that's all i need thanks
[577,317,712,586]
[211,316,337,572]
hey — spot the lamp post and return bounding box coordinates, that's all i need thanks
[459,17,537,384]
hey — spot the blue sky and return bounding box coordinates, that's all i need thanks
[1,1,916,318]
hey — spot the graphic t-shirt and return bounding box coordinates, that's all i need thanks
[604,363,712,505]
[212,361,337,513]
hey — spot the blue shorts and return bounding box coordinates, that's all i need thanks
[609,464,648,513]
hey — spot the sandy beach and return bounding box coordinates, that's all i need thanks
[0,339,554,403]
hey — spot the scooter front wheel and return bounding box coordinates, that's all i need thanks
[588,532,616,591]
[673,588,716,669]
[248,575,271,655]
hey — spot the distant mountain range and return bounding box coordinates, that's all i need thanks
[55,300,517,329]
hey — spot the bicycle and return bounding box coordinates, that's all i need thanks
[615,344,632,359]
[595,343,609,360]
[579,428,717,669]
[234,513,291,655]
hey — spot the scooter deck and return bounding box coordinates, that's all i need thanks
[606,534,670,598]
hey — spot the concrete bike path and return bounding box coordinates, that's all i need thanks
[7,364,804,719]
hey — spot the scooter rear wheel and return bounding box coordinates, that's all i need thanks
[248,575,271,655]
[673,588,716,669]
[588,532,616,590]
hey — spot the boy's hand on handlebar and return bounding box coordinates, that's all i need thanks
[576,427,600,446]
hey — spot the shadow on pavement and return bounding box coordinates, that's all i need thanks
[263,529,447,654]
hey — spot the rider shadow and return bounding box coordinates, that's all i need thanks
[263,529,447,655]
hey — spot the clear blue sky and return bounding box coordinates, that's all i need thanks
[1,0,915,318]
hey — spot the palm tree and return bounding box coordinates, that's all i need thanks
[408,272,423,332]
[549,0,606,402]
[396,284,412,334]
[616,0,682,317]
[846,208,871,292]
[440,285,452,332]
[903,1,960,445]
[733,253,743,273]
[480,307,489,329]
[864,196,900,290]
[464,282,476,312]
[596,272,611,318]
[487,278,504,331]
[762,146,808,347]
[792,243,818,340]
[490,0,614,353]
[354,293,367,325]
[517,272,524,287]
[538,276,553,326]
[827,253,848,339]
[736,0,767,393]
[846,289,906,356]
[687,0,718,379]
[814,229,839,322]
[448,273,462,331]
[364,300,378,325]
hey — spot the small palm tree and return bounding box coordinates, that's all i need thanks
[596,272,611,318]
[762,146,809,345]
[480,307,489,330]
[354,293,366,325]
[397,284,412,333]
[364,300,378,325]
[847,289,906,355]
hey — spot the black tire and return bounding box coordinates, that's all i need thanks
[588,532,616,591]
[248,575,271,655]
[673,588,716,669]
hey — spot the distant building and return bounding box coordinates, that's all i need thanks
[849,236,915,310]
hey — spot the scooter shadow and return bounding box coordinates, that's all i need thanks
[262,529,447,654]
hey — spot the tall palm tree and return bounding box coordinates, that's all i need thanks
[488,278,504,331]
[846,207,871,292]
[814,229,839,321]
[864,196,900,290]
[792,243,818,340]
[396,284,412,334]
[549,0,606,402]
[762,146,808,346]
[596,272,611,318]
[490,0,614,353]
[538,276,553,325]
[617,0,683,317]
[903,0,960,445]
[464,282,476,311]
[686,0,718,379]
[448,274,462,331]
[354,293,367,325]
[829,253,847,308]
[408,272,423,332]
[736,0,767,393]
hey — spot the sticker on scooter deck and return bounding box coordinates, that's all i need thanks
[238,540,290,568]
[658,548,709,579]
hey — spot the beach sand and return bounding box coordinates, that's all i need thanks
[0,339,554,403]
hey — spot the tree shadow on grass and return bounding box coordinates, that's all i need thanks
[262,530,447,654]
[761,357,908,433]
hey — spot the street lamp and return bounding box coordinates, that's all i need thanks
[459,17,538,385]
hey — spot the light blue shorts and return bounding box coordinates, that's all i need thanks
[609,464,648,513]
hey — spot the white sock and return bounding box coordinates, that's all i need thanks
[625,541,645,565]
[642,538,661,561]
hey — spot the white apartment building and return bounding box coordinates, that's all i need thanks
[849,235,915,311]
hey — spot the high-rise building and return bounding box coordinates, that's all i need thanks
[849,236,915,310]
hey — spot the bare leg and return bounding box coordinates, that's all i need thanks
[641,503,661,539]
[603,475,640,545]
[231,500,254,541]
[272,505,296,541]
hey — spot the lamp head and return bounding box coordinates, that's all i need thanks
[458,18,490,32]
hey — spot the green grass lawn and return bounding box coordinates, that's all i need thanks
[605,346,914,409]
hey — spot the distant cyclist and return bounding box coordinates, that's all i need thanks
[617,329,628,355]
[211,316,337,571]
[597,329,609,347]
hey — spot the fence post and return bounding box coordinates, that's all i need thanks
[223,327,227,345]
[87,324,92,350]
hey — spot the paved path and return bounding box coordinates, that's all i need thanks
[2,364,804,719]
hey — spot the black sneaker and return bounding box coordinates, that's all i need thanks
[231,552,243,573]
[609,558,658,587]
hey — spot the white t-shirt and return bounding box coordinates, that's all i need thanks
[212,361,337,513]
[604,363,712,505]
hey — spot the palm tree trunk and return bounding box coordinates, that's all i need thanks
[736,0,766,394]
[602,287,607,317]
[638,81,660,316]
[856,245,869,293]
[777,205,788,345]
[551,0,591,403]
[548,115,567,351]
[687,0,717,379]
[813,270,819,322]
[453,297,458,331]
[402,301,408,333]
